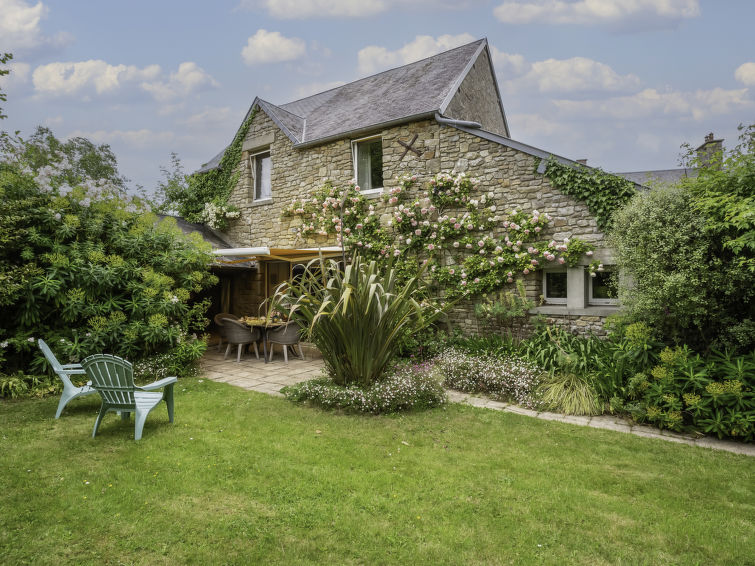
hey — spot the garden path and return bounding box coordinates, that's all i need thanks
[199,351,754,457]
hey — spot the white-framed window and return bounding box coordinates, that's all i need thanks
[250,149,272,201]
[352,136,383,193]
[543,269,568,305]
[588,267,618,305]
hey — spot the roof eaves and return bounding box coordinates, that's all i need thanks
[293,110,437,149]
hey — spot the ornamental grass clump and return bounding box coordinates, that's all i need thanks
[282,362,446,414]
[272,254,444,388]
[433,347,544,408]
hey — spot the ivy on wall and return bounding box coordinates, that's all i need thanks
[542,158,636,231]
[283,173,595,300]
[161,108,258,229]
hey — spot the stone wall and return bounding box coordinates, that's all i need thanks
[444,47,507,136]
[222,108,617,336]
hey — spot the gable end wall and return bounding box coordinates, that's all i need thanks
[444,48,507,136]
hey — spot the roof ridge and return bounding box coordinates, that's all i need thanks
[279,38,486,110]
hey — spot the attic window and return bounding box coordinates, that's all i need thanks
[352,136,383,192]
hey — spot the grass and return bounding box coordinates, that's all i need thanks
[1,377,753,565]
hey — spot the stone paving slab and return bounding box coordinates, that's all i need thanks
[199,352,753,457]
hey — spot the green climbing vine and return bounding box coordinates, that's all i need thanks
[542,158,636,231]
[160,108,258,229]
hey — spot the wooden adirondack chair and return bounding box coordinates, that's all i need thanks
[81,354,177,441]
[38,339,98,419]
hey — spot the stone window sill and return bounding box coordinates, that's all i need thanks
[251,198,273,207]
[359,189,383,200]
[530,305,621,317]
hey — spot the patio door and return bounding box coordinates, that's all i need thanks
[265,261,291,309]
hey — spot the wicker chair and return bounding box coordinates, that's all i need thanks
[213,313,239,352]
[266,321,304,363]
[222,318,261,363]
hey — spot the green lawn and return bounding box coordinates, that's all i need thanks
[1,377,753,565]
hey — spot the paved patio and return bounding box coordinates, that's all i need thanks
[199,348,754,457]
[200,345,324,396]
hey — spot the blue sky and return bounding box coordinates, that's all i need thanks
[2,0,754,193]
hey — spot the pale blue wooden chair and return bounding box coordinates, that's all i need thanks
[38,339,97,418]
[81,354,177,441]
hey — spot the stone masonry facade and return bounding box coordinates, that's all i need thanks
[223,109,619,336]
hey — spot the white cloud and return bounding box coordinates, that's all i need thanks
[177,106,233,129]
[141,62,219,102]
[32,60,160,96]
[31,60,218,102]
[493,0,700,28]
[510,56,641,93]
[68,128,176,148]
[357,33,476,75]
[241,29,306,65]
[553,87,753,121]
[0,0,72,53]
[734,62,755,87]
[256,0,388,19]
[489,46,528,78]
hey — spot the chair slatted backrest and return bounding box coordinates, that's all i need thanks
[38,339,74,387]
[81,354,135,407]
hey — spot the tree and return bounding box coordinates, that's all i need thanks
[609,125,755,353]
[0,53,12,120]
[0,128,217,376]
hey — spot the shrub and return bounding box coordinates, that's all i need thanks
[625,347,754,440]
[433,347,544,409]
[609,125,755,353]
[282,362,447,414]
[0,128,217,379]
[273,255,443,387]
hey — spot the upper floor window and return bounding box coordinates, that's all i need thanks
[543,270,567,305]
[352,136,383,192]
[251,150,271,201]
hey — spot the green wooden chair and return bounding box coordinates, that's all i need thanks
[81,354,177,441]
[38,339,98,419]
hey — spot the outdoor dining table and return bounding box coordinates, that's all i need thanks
[240,317,285,363]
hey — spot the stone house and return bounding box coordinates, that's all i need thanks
[203,38,622,336]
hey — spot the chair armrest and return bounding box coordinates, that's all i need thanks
[61,363,83,369]
[138,376,178,391]
[61,368,87,375]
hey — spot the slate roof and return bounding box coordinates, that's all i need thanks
[613,168,698,187]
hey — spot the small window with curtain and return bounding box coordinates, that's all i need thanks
[352,137,383,192]
[251,150,272,202]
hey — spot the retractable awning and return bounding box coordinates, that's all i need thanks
[212,246,342,264]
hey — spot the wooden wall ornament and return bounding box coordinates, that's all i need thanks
[398,134,422,160]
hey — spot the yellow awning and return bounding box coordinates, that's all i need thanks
[213,246,342,264]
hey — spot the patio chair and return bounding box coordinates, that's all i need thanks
[266,321,304,363]
[81,354,177,441]
[214,313,239,352]
[222,319,261,363]
[38,339,98,419]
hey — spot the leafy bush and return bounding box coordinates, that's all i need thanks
[282,363,447,414]
[609,125,755,353]
[624,347,754,440]
[433,347,544,409]
[0,128,216,380]
[273,255,443,387]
